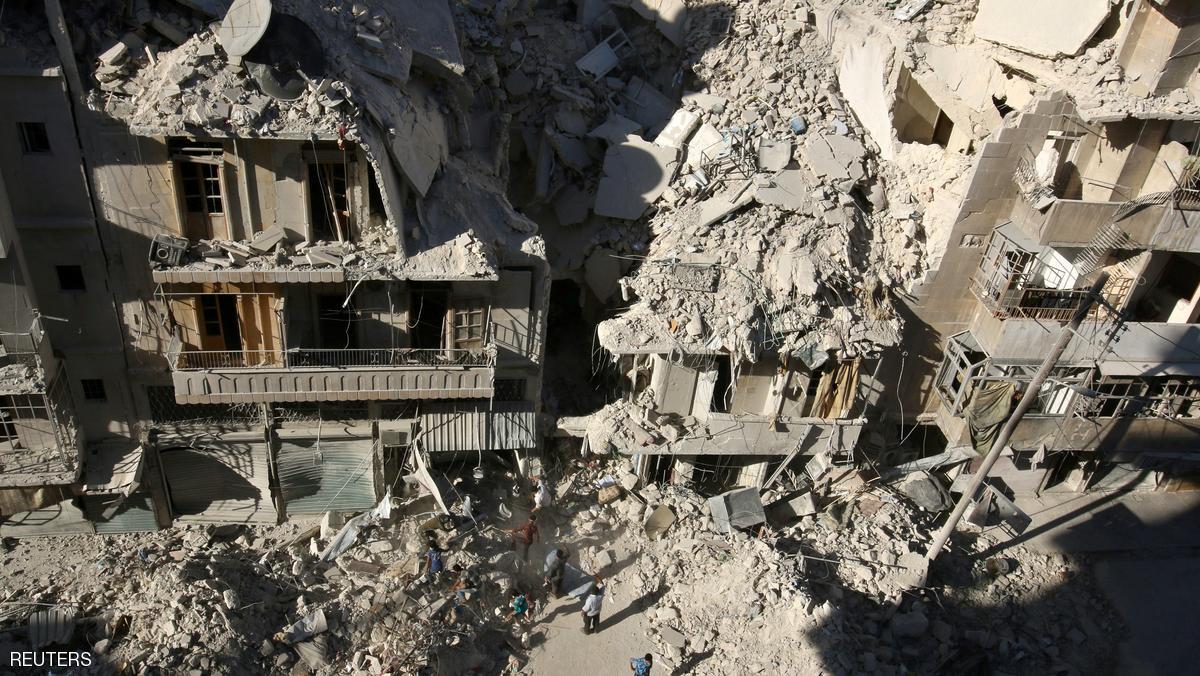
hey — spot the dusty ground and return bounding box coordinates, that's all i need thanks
[0,457,1143,675]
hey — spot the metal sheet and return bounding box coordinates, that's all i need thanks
[85,493,159,534]
[418,402,537,453]
[277,435,377,515]
[161,439,277,524]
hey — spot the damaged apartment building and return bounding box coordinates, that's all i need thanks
[0,0,548,534]
[818,0,1200,496]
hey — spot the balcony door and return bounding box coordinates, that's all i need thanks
[198,295,241,352]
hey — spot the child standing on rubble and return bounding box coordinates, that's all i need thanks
[422,542,446,586]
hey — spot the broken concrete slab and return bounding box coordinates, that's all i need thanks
[643,504,676,540]
[973,0,1114,58]
[707,488,765,533]
[621,77,676,137]
[803,133,866,187]
[681,91,727,113]
[658,625,687,648]
[594,137,678,220]
[547,131,593,171]
[247,225,286,253]
[553,184,592,226]
[683,123,724,170]
[757,139,792,172]
[754,169,808,210]
[588,114,644,145]
[695,184,756,229]
[653,109,701,150]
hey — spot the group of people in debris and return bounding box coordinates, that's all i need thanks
[414,477,655,672]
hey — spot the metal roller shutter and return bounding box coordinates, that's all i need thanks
[161,439,277,524]
[277,434,377,515]
[86,494,159,534]
[419,402,537,453]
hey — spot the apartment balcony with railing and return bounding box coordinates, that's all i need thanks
[969,222,1132,322]
[168,343,496,404]
[0,323,83,484]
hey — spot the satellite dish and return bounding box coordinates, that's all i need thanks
[218,0,272,58]
[243,12,326,101]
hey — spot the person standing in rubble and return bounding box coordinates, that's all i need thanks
[630,654,653,675]
[581,585,604,634]
[507,589,532,625]
[510,513,539,562]
[422,542,446,586]
[533,479,553,514]
[543,548,569,597]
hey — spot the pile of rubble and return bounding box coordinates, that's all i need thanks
[585,458,1124,675]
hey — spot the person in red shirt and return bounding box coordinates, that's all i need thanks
[510,513,539,561]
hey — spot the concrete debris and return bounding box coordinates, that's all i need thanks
[595,137,679,220]
[974,0,1114,58]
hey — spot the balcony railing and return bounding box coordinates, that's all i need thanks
[971,272,1131,321]
[172,347,496,372]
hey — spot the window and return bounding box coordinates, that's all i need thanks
[179,161,224,216]
[81,379,106,401]
[494,378,527,402]
[56,265,86,291]
[170,140,227,240]
[452,301,486,349]
[18,122,50,154]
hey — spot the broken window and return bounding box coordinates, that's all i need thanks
[171,140,227,241]
[452,300,487,350]
[18,122,50,154]
[307,161,351,242]
[935,331,988,413]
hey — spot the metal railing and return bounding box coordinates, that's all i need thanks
[173,347,496,371]
[971,272,1131,321]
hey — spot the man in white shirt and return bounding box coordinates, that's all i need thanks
[533,480,552,512]
[582,585,604,634]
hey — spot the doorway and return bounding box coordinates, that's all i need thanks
[198,295,242,351]
[409,286,448,349]
[317,294,357,349]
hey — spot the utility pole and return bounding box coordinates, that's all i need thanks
[920,272,1111,581]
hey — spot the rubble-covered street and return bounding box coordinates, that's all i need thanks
[3,0,1200,673]
[0,452,1130,674]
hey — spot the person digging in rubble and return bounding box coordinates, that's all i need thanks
[630,654,653,675]
[510,513,539,562]
[581,585,604,635]
[448,565,479,622]
[543,548,569,597]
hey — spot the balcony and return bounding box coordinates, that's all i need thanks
[168,346,496,404]
[0,325,83,485]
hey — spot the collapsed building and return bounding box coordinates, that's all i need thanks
[815,0,1200,496]
[0,0,548,534]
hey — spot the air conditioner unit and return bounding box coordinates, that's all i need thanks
[148,233,190,267]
